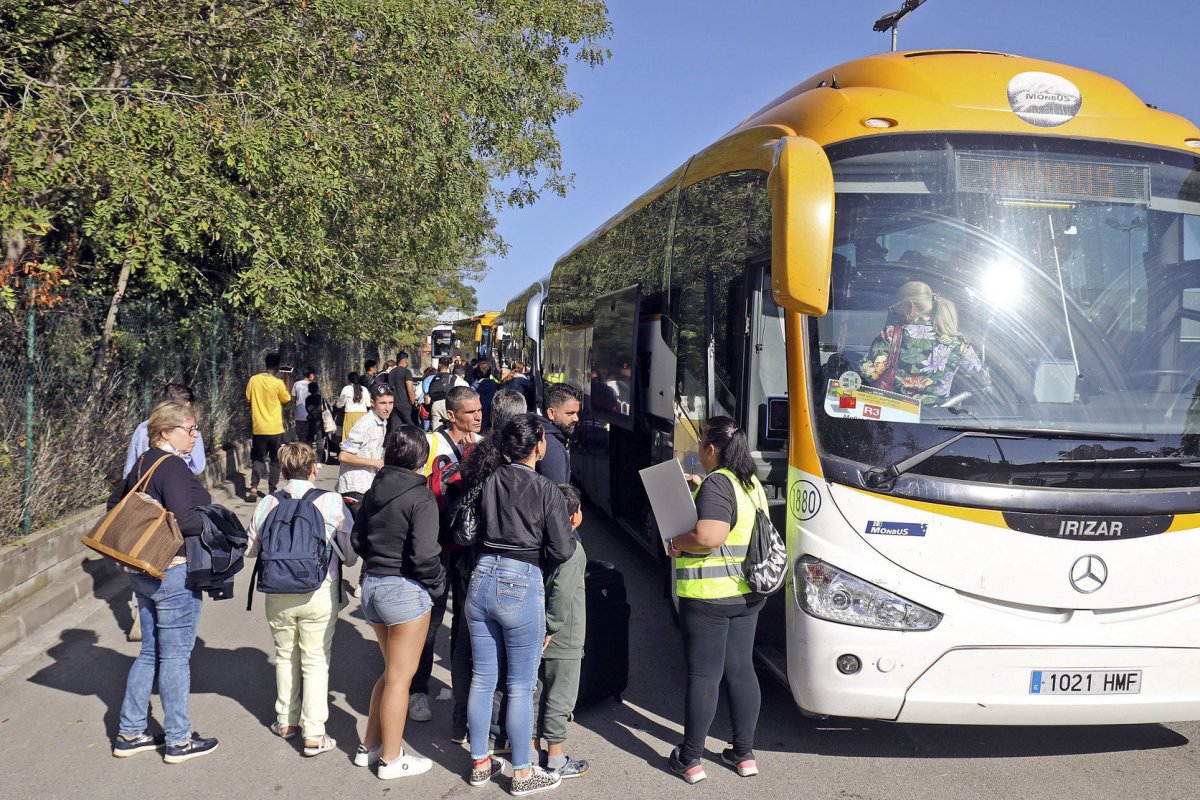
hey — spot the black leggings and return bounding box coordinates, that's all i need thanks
[678,596,764,762]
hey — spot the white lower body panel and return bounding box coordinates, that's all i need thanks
[897,647,1200,725]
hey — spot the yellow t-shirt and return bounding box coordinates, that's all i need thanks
[245,372,291,435]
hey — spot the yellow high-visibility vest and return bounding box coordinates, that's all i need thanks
[675,468,766,600]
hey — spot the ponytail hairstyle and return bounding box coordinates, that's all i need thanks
[495,413,545,464]
[348,371,364,404]
[458,412,545,488]
[893,280,959,337]
[701,416,756,491]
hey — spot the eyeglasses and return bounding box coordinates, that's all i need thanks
[173,425,201,437]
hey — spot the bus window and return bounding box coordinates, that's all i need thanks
[670,169,768,467]
[1187,214,1200,261]
[748,268,788,450]
[713,271,745,418]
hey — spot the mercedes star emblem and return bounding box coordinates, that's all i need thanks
[1069,554,1108,594]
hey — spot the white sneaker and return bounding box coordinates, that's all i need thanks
[377,751,433,779]
[408,693,432,722]
[354,744,382,767]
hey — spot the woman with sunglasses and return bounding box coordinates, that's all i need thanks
[109,401,219,763]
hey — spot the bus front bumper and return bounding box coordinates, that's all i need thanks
[892,646,1200,725]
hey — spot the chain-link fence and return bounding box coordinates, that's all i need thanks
[0,286,365,544]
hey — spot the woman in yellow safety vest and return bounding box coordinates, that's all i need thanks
[666,416,767,784]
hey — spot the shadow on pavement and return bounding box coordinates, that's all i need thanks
[787,713,1190,759]
[28,628,134,739]
[81,557,134,635]
[330,607,381,718]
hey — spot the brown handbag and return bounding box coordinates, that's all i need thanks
[82,454,185,579]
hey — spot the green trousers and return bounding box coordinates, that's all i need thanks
[533,657,582,744]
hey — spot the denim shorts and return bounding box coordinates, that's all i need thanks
[360,574,433,626]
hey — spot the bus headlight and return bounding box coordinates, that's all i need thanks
[795,556,942,631]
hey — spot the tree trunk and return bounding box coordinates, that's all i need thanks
[89,257,131,395]
[3,228,26,267]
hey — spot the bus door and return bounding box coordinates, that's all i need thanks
[671,259,784,484]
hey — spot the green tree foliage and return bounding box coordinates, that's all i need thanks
[0,0,610,345]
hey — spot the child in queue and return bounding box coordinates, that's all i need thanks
[531,484,590,779]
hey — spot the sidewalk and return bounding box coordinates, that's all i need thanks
[0,462,467,797]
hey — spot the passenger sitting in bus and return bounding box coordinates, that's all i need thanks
[859,281,987,404]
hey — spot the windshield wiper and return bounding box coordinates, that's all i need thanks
[936,425,1155,442]
[863,426,1156,489]
[1046,456,1200,467]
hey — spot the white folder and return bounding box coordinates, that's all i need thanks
[639,459,698,555]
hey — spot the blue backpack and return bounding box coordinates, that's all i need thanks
[246,488,340,610]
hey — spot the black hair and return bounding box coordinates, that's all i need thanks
[162,383,194,404]
[544,382,582,413]
[438,356,452,368]
[458,413,544,488]
[348,372,363,404]
[452,364,467,378]
[446,385,479,413]
[383,425,430,471]
[396,351,409,362]
[476,361,492,378]
[265,352,281,370]
[497,413,544,463]
[364,359,377,372]
[304,366,316,379]
[702,416,757,491]
[370,382,395,399]
[558,483,581,517]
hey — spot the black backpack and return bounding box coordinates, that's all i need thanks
[741,483,787,595]
[426,372,452,403]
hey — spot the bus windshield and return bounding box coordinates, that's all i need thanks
[810,133,1200,490]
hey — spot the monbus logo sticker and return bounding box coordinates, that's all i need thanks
[1007,72,1082,127]
[865,520,927,537]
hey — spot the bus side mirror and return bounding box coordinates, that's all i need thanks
[769,136,835,316]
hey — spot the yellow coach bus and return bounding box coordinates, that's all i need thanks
[530,49,1200,724]
[450,311,502,363]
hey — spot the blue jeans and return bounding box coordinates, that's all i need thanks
[466,555,544,770]
[119,563,203,745]
[360,573,433,626]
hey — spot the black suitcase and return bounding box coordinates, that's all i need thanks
[577,559,630,707]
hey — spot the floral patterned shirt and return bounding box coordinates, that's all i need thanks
[859,315,988,404]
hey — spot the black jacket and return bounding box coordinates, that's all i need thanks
[536,416,572,485]
[186,505,248,600]
[352,466,446,596]
[481,463,575,569]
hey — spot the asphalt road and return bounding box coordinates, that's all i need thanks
[2,462,1198,799]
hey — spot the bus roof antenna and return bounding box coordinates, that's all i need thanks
[873,0,930,52]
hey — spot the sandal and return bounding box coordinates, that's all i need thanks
[303,735,337,757]
[269,721,297,739]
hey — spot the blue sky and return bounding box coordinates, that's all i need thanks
[472,0,1200,312]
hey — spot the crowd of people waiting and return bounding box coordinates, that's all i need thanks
[106,349,769,793]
